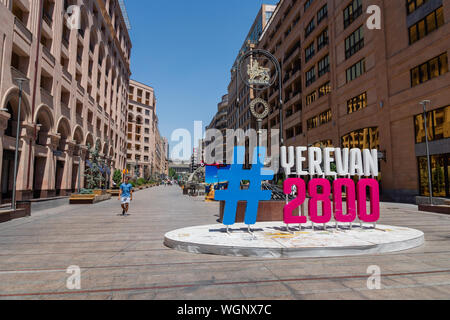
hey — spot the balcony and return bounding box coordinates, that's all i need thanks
[42,11,53,27]
[61,102,71,118]
[40,87,53,109]
[76,114,83,126]
[76,81,85,95]
[13,17,32,46]
[62,68,72,83]
[62,34,69,48]
[10,66,28,82]
[42,45,55,67]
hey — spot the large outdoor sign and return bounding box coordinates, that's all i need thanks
[215,146,381,228]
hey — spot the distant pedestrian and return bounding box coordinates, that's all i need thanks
[118,176,133,216]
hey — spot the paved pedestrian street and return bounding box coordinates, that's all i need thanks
[0,186,449,300]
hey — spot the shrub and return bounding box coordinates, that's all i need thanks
[80,189,94,195]
[137,178,146,186]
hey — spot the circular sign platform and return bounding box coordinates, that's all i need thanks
[164,222,424,258]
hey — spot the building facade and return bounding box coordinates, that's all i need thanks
[0,0,132,202]
[127,79,155,179]
[127,80,168,180]
[225,0,449,202]
[206,94,228,164]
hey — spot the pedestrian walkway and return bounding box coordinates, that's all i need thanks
[0,186,449,299]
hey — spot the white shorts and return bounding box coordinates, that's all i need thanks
[121,197,131,204]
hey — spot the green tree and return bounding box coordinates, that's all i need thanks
[84,141,105,189]
[112,169,122,189]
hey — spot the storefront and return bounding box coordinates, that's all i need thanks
[415,105,450,198]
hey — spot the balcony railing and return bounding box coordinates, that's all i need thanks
[14,17,32,44]
[77,81,85,94]
[62,34,70,48]
[62,68,72,82]
[42,11,53,27]
[42,45,55,65]
[40,87,53,109]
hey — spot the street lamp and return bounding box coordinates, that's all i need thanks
[420,100,433,205]
[11,78,28,210]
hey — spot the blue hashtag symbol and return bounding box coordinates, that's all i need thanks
[215,146,274,226]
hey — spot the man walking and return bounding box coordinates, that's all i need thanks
[118,176,133,216]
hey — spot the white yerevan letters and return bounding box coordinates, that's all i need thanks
[280,147,379,177]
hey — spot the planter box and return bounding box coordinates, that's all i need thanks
[107,189,120,196]
[93,189,107,196]
[0,208,29,224]
[418,204,450,215]
[219,200,302,223]
[70,193,111,204]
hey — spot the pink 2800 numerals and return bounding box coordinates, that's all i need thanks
[283,178,380,225]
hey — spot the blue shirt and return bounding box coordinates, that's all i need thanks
[120,183,133,198]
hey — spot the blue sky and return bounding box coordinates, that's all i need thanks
[126,0,279,154]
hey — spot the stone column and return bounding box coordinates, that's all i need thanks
[0,112,11,203]
[79,146,88,190]
[61,140,76,194]
[41,133,60,196]
[15,123,35,199]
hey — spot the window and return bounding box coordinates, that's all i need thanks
[407,0,430,15]
[318,82,331,97]
[307,109,332,130]
[318,55,330,77]
[313,140,333,148]
[347,92,367,114]
[286,127,295,139]
[344,0,363,29]
[411,53,448,87]
[317,28,329,51]
[414,105,450,143]
[295,124,303,136]
[341,127,379,149]
[305,19,315,38]
[409,7,444,44]
[306,91,317,106]
[346,59,366,83]
[305,42,315,63]
[306,67,316,87]
[417,154,450,197]
[345,25,364,59]
[304,0,315,11]
[317,4,328,24]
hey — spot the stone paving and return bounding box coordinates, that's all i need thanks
[0,185,449,300]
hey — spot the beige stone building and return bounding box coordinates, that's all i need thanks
[0,0,132,202]
[226,0,450,202]
[127,79,156,179]
[127,80,168,180]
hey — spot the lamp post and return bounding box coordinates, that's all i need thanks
[12,78,28,210]
[420,100,433,205]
